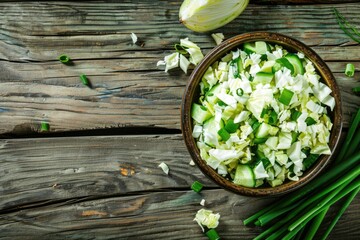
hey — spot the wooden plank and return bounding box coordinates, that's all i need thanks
[0,135,217,212]
[0,189,358,239]
[0,1,359,134]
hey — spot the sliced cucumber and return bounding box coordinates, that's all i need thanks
[275,57,295,75]
[243,41,269,55]
[253,72,274,85]
[243,42,256,54]
[191,103,212,124]
[205,84,221,105]
[285,54,304,76]
[233,164,256,187]
[255,41,269,54]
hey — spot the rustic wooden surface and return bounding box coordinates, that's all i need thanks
[0,0,359,239]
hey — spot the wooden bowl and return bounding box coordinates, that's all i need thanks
[181,32,343,197]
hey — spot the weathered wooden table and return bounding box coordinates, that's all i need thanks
[0,0,359,239]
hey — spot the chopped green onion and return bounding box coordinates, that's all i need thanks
[40,122,50,132]
[174,43,188,55]
[224,119,240,133]
[260,108,268,118]
[278,88,294,106]
[217,101,227,107]
[191,181,203,193]
[261,157,271,169]
[251,121,261,131]
[236,88,244,96]
[218,128,230,141]
[207,93,214,97]
[254,138,267,144]
[58,54,70,64]
[200,105,207,111]
[205,228,220,240]
[291,110,302,121]
[291,132,300,144]
[303,154,319,170]
[275,58,294,75]
[268,111,278,125]
[305,117,317,126]
[80,74,90,86]
[345,63,355,77]
[353,86,360,94]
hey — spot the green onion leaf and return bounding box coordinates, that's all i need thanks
[191,181,203,193]
[217,100,227,107]
[205,228,220,240]
[224,119,240,133]
[268,111,278,125]
[58,54,70,64]
[291,132,300,144]
[305,117,317,126]
[218,128,230,141]
[40,122,50,132]
[303,154,319,170]
[80,74,90,86]
[236,88,244,96]
[275,58,294,75]
[353,86,360,94]
[279,88,294,106]
[345,63,355,77]
[254,138,268,144]
[291,109,302,121]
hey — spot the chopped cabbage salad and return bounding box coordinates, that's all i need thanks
[191,41,335,188]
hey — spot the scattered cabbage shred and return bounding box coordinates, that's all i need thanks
[191,42,335,187]
[194,208,220,232]
[157,38,204,73]
[158,162,169,175]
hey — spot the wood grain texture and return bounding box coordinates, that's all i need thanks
[0,134,217,212]
[0,1,359,134]
[0,189,358,239]
[0,134,359,239]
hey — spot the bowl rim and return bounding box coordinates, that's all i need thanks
[181,31,343,197]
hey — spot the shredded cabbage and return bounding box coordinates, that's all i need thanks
[191,41,334,188]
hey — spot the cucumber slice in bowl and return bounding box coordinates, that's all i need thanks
[233,164,256,187]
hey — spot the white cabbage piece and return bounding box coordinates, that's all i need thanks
[194,209,220,232]
[158,162,169,175]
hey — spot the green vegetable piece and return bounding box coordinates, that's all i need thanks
[218,128,230,141]
[80,74,90,86]
[253,72,274,85]
[353,86,360,94]
[191,103,212,124]
[345,63,355,77]
[278,88,294,106]
[230,57,243,78]
[58,54,70,64]
[303,154,319,170]
[261,157,271,169]
[333,8,360,44]
[205,228,220,240]
[285,54,305,76]
[191,181,203,193]
[217,100,227,107]
[253,138,268,144]
[251,121,261,131]
[268,111,278,125]
[291,109,302,121]
[260,107,268,118]
[224,119,240,133]
[40,122,50,132]
[291,132,300,144]
[305,117,317,126]
[236,88,244,96]
[275,57,295,75]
